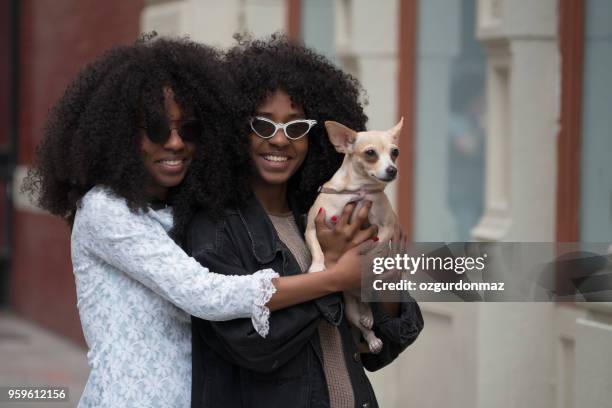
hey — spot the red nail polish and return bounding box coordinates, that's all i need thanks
[318,207,323,214]
[372,236,379,242]
[331,216,338,222]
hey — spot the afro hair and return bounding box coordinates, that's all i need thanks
[23,35,245,225]
[171,33,369,242]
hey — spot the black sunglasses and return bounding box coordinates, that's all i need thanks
[138,119,202,145]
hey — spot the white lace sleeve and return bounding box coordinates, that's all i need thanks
[76,188,278,337]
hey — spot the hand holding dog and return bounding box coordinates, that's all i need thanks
[326,237,378,291]
[315,200,379,268]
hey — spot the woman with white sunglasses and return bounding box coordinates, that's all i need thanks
[175,34,424,408]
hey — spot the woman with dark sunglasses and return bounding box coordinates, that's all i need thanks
[23,36,369,407]
[173,34,424,408]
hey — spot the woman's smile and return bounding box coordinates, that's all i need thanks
[258,151,294,169]
[155,156,190,172]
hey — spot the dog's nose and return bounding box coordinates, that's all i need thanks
[386,166,397,178]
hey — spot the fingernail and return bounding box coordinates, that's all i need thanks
[372,236,379,242]
[331,216,338,223]
[318,207,323,214]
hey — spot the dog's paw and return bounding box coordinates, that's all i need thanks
[368,337,383,354]
[359,315,374,329]
[307,263,326,273]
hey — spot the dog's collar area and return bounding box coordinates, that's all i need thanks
[318,186,385,199]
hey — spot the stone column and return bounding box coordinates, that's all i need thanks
[472,0,559,242]
[470,1,560,407]
[574,304,612,408]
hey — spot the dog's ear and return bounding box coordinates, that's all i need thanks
[387,117,404,144]
[325,121,357,154]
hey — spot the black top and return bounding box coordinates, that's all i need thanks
[185,194,424,408]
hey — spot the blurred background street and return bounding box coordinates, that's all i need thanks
[0,311,88,407]
[1,0,611,407]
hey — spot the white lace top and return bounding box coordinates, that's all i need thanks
[71,186,278,407]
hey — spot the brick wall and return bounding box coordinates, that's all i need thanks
[12,0,144,345]
[1,2,11,254]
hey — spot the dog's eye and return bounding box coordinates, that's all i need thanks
[391,148,400,158]
[365,149,377,157]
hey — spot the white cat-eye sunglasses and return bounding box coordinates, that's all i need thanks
[250,116,317,140]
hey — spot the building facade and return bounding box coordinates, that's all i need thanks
[2,0,611,407]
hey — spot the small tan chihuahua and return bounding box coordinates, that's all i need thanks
[305,118,403,354]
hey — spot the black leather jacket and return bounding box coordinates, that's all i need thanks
[186,195,424,408]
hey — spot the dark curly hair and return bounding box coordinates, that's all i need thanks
[23,35,243,225]
[172,33,368,241]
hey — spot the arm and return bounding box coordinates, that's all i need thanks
[265,256,361,311]
[360,221,423,370]
[76,188,278,336]
[361,297,424,371]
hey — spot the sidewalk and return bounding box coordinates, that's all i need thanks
[0,310,89,408]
